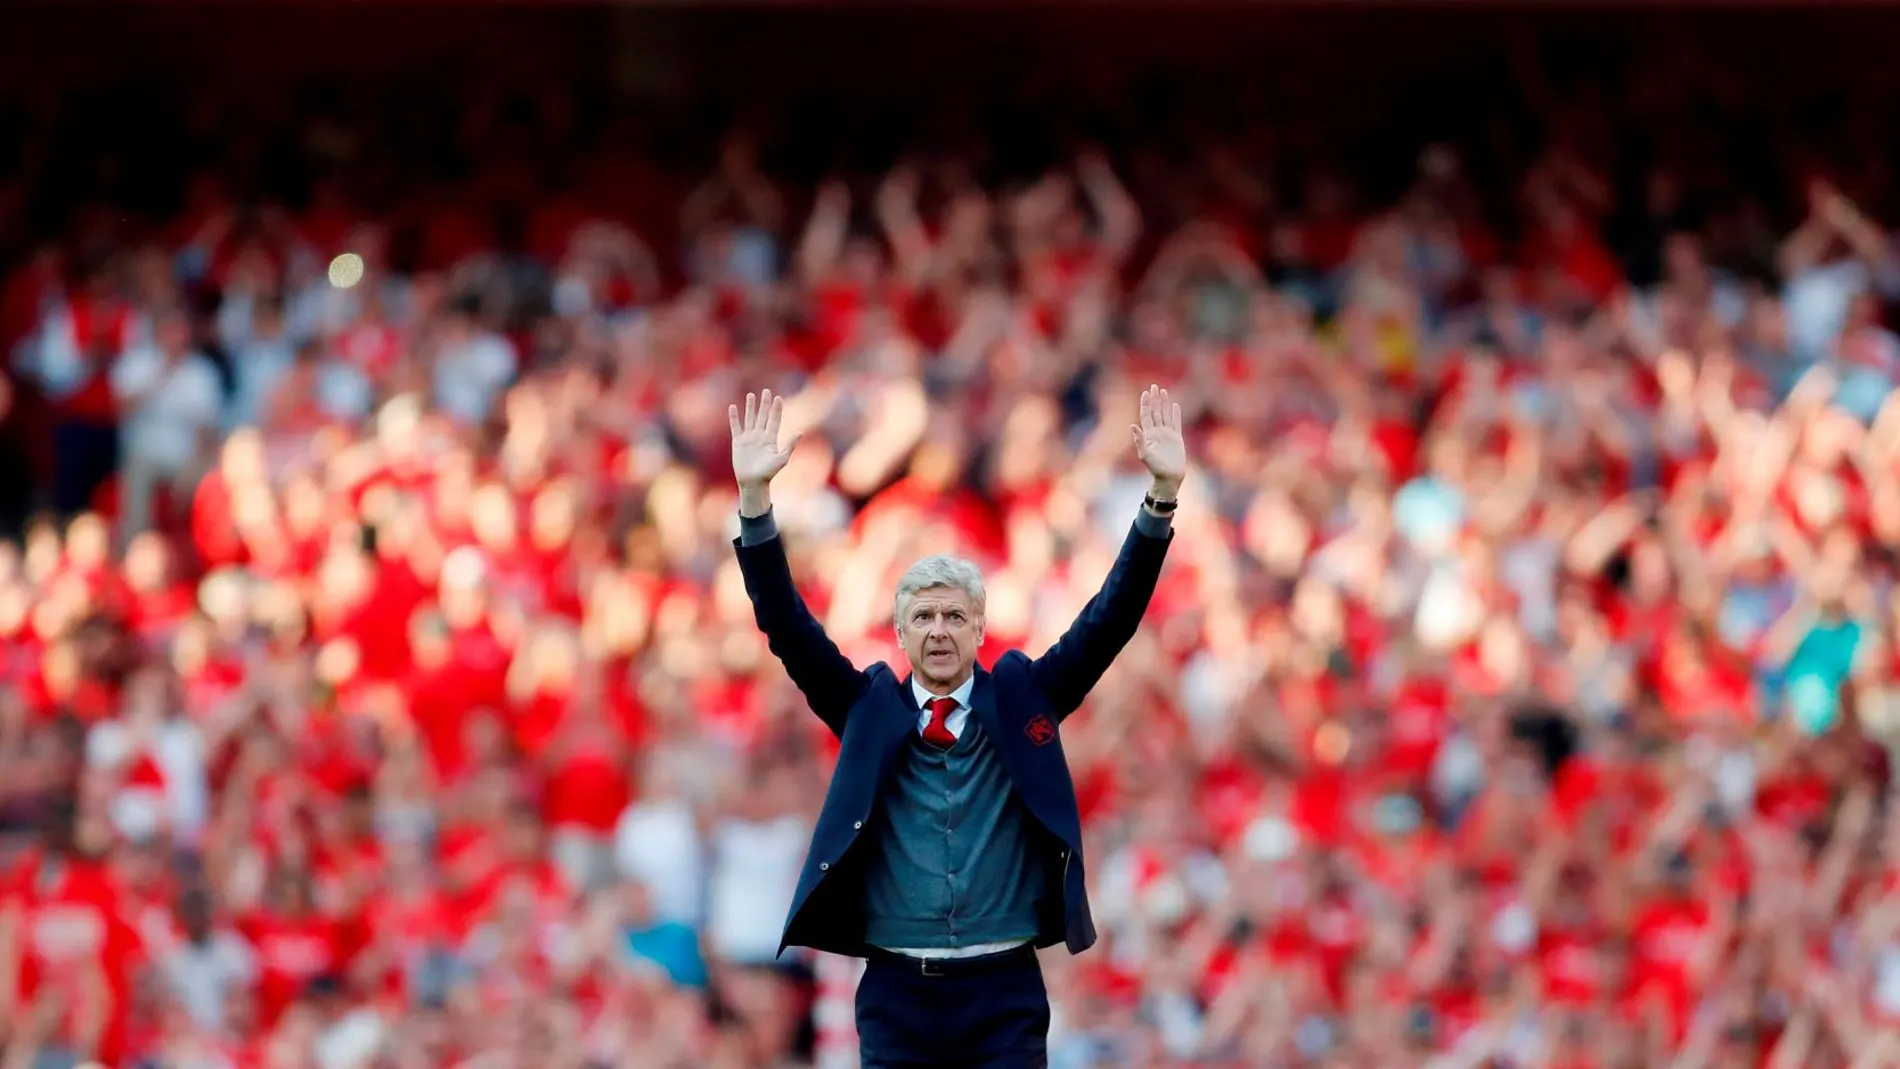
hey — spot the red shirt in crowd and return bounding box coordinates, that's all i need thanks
[1630,894,1716,1035]
[359,887,456,1003]
[0,849,141,1064]
[542,735,630,835]
[239,910,360,1026]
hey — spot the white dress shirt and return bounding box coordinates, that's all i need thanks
[910,673,976,739]
[882,671,1032,961]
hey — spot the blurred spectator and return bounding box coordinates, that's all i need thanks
[612,758,707,931]
[618,880,708,992]
[221,295,296,434]
[703,760,810,970]
[428,298,518,428]
[109,308,223,540]
[156,886,256,1033]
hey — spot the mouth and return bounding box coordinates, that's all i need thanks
[926,650,956,663]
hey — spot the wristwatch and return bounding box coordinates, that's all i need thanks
[1142,493,1178,514]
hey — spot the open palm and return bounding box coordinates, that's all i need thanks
[1130,384,1187,488]
[729,389,799,486]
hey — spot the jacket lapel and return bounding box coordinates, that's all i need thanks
[895,667,999,736]
[966,665,1001,737]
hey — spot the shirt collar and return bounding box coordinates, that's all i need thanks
[911,671,976,709]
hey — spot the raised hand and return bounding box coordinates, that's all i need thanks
[730,389,800,489]
[1131,384,1187,498]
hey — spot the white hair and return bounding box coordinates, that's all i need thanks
[894,555,987,630]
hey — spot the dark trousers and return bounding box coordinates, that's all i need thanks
[856,949,1049,1068]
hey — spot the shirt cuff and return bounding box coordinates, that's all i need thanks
[738,509,781,547]
[1134,507,1174,539]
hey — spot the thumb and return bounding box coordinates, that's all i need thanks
[1129,425,1143,450]
[778,434,804,463]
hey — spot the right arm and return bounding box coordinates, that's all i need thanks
[1824,191,1899,276]
[875,167,937,286]
[796,183,851,287]
[730,391,867,736]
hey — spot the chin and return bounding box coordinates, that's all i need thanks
[919,660,966,686]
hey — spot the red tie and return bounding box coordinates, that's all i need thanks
[922,697,958,750]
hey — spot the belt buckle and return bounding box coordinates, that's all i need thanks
[919,956,944,978]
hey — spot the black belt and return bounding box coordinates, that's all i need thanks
[865,943,1036,977]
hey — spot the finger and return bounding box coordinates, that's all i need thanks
[765,393,784,441]
[729,404,743,440]
[1139,387,1153,428]
[744,392,758,430]
[1158,387,1172,426]
[1171,401,1183,430]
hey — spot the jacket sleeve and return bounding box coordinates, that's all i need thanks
[733,513,868,737]
[1029,512,1173,721]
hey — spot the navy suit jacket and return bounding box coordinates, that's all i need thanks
[734,516,1173,959]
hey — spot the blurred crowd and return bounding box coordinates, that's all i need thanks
[4,26,1900,1069]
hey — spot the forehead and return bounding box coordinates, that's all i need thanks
[905,586,975,612]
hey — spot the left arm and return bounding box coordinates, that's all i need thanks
[1077,151,1142,268]
[796,182,850,287]
[1031,385,1184,720]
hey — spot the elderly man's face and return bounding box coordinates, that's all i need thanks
[898,585,983,693]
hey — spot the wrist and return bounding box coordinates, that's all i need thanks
[738,483,773,519]
[1148,477,1182,502]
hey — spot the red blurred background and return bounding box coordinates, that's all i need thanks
[1,4,1900,1069]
